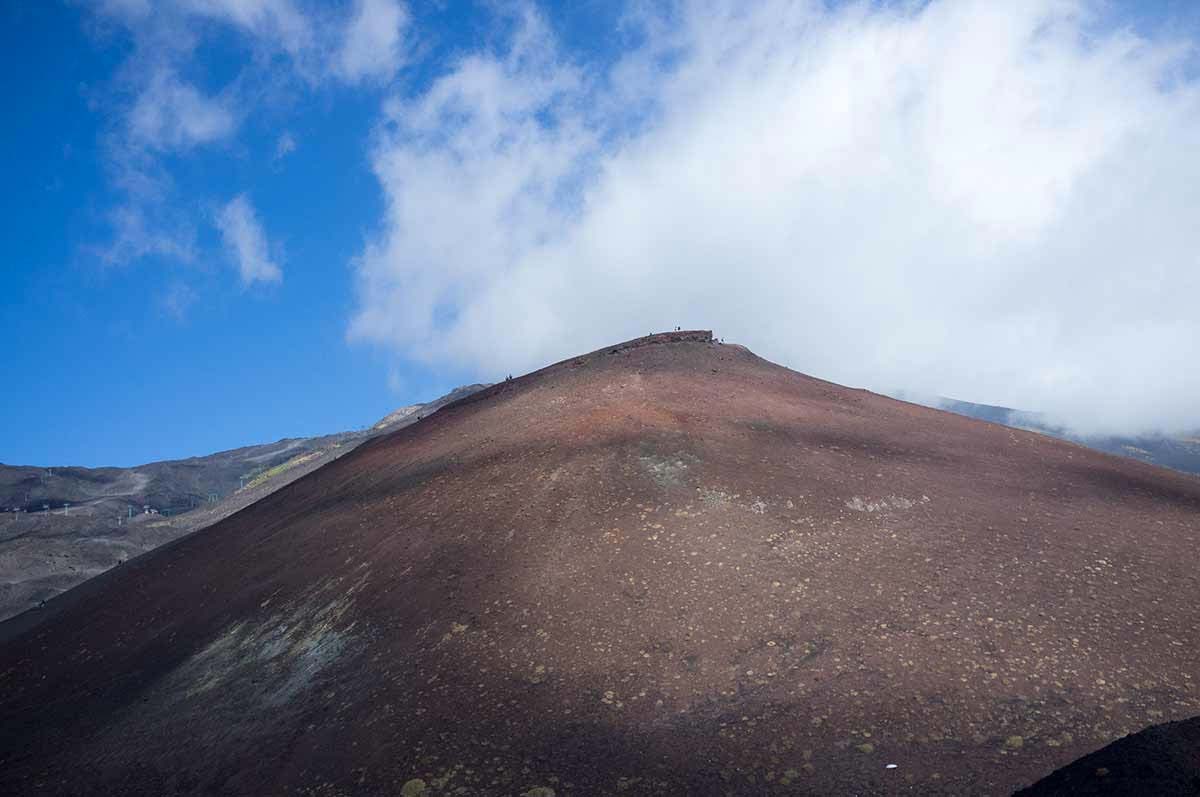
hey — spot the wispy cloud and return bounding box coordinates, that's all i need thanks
[350,0,1200,436]
[126,68,235,151]
[337,0,409,83]
[175,0,314,61]
[161,281,198,321]
[216,194,282,286]
[82,0,411,275]
[274,131,298,160]
[98,204,196,265]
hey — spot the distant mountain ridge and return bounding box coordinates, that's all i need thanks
[904,395,1200,478]
[0,383,488,622]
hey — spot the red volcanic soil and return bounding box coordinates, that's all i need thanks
[1,332,1198,796]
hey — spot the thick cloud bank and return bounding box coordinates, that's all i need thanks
[350,0,1200,436]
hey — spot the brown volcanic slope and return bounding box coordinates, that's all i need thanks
[1,332,1198,796]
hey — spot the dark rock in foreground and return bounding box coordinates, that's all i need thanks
[1015,715,1200,796]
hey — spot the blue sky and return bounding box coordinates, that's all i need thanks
[2,1,1200,468]
[0,1,526,467]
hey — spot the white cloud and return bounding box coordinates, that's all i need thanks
[99,204,196,265]
[91,0,409,92]
[275,131,298,159]
[350,0,1200,437]
[96,0,151,19]
[349,6,590,347]
[127,69,236,150]
[216,194,283,285]
[82,0,412,273]
[176,0,313,59]
[161,281,198,321]
[337,0,409,83]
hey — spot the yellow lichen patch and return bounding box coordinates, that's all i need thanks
[400,779,427,797]
[241,451,323,491]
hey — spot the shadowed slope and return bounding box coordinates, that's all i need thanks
[1015,715,1200,795]
[1,332,1198,796]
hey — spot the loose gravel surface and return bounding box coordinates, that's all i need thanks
[1,333,1197,795]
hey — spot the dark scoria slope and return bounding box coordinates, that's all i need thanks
[1,332,1198,796]
[1015,715,1200,795]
